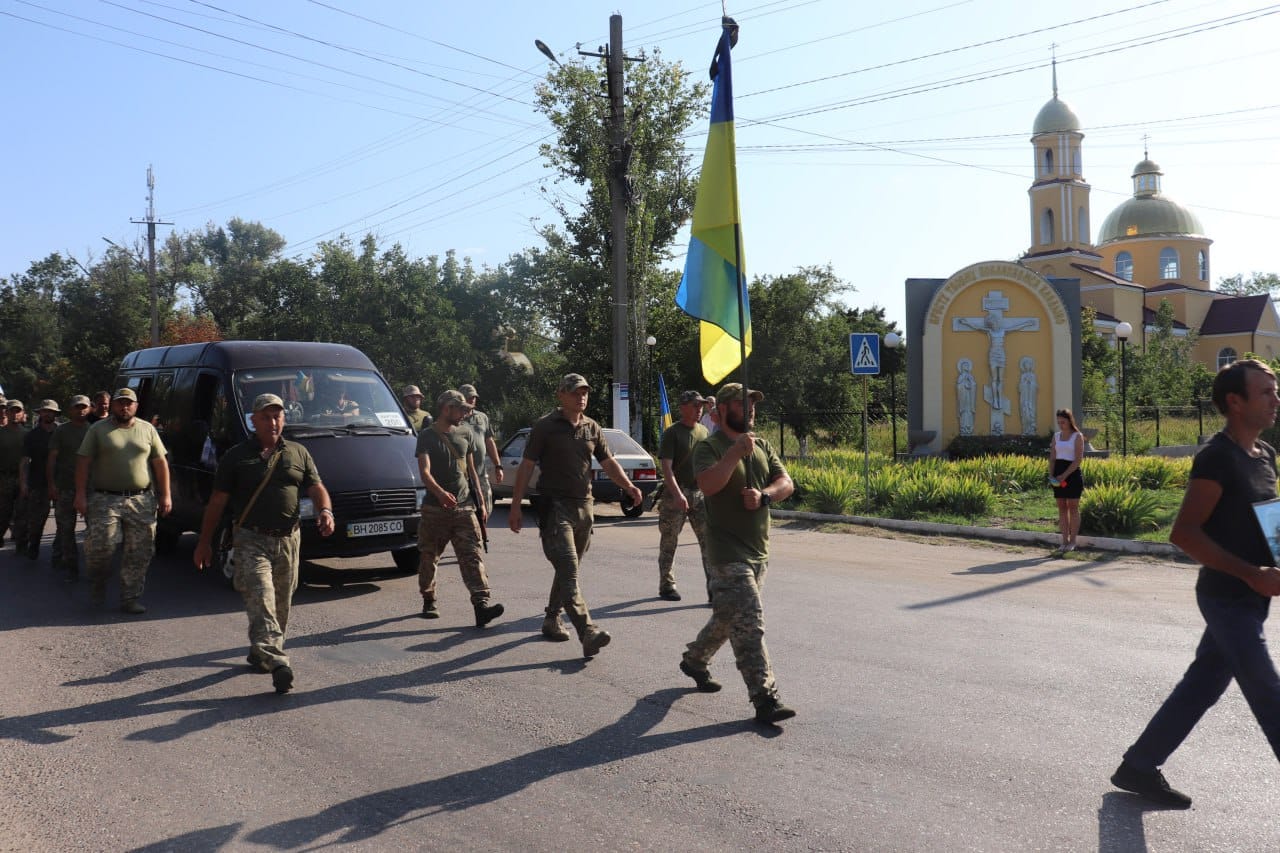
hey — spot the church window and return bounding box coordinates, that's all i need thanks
[1115,252,1133,281]
[1160,248,1179,279]
[1043,148,1053,176]
[1198,250,1208,281]
[1040,209,1054,245]
[1218,348,1238,370]
[1077,206,1088,244]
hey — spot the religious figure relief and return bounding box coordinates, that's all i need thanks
[1018,356,1038,435]
[952,290,1039,434]
[956,358,977,436]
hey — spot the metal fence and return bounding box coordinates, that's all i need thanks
[770,401,1225,459]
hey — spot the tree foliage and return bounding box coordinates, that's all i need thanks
[1216,271,1280,296]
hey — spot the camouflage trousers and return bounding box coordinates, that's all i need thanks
[233,526,300,671]
[417,504,492,606]
[21,486,52,552]
[684,560,778,704]
[657,485,709,594]
[84,491,157,603]
[0,473,28,547]
[52,489,79,572]
[538,497,595,640]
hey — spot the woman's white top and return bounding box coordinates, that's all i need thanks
[1054,431,1080,461]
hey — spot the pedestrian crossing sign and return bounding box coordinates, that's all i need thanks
[850,333,880,375]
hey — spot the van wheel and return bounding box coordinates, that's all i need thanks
[391,547,419,574]
[212,522,236,589]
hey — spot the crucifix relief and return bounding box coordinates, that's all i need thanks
[952,291,1039,435]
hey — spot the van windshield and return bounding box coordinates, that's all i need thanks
[232,367,409,432]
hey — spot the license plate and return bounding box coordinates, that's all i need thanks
[347,519,404,538]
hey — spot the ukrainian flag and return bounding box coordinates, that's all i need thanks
[676,18,750,385]
[657,373,674,431]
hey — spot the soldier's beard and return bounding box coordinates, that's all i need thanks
[724,411,752,433]
[112,413,133,426]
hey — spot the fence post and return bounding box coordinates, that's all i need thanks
[1197,399,1203,440]
[1155,406,1161,448]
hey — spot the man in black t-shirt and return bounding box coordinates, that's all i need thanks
[1111,359,1280,808]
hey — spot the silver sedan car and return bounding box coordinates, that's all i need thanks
[489,427,661,517]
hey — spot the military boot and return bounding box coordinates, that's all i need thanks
[474,600,504,628]
[121,599,147,615]
[582,626,612,659]
[540,613,570,642]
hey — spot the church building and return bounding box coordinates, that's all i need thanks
[1019,70,1280,370]
[903,68,1279,453]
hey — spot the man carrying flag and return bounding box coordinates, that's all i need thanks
[656,390,711,603]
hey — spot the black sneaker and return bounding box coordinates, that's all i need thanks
[474,601,504,628]
[679,659,722,693]
[659,588,682,602]
[420,600,440,619]
[1110,761,1191,809]
[271,665,295,694]
[753,696,797,725]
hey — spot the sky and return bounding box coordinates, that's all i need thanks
[5,0,1280,333]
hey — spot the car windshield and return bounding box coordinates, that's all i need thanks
[232,367,409,432]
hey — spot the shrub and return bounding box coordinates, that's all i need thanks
[1080,484,1162,536]
[937,475,994,517]
[804,468,859,515]
[946,433,1051,459]
[952,454,1044,494]
[865,467,906,512]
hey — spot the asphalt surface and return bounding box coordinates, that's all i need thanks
[1,507,1278,852]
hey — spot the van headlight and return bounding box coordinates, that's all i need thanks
[299,497,316,520]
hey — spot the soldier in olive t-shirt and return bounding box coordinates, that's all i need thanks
[683,383,797,726]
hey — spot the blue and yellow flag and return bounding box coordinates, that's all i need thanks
[657,373,674,431]
[676,18,750,385]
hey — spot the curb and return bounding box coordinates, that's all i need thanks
[770,509,1183,558]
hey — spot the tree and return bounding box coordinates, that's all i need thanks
[0,253,76,401]
[746,266,861,448]
[1216,271,1280,296]
[165,218,287,338]
[525,51,707,406]
[1133,299,1201,406]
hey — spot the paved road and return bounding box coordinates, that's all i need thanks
[1,507,1277,852]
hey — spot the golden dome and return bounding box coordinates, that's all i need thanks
[1097,156,1205,244]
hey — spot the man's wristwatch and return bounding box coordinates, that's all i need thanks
[760,492,772,507]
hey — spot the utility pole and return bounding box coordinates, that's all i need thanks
[579,15,642,435]
[130,165,172,347]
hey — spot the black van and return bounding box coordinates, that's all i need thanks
[115,341,422,582]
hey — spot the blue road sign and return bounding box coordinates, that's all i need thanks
[850,333,880,375]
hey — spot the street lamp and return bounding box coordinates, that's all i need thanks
[1116,321,1132,457]
[645,335,657,447]
[884,332,901,459]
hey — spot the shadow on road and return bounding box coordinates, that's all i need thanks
[1096,789,1186,852]
[906,559,1128,610]
[126,822,242,852]
[243,687,756,849]
[0,612,554,746]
